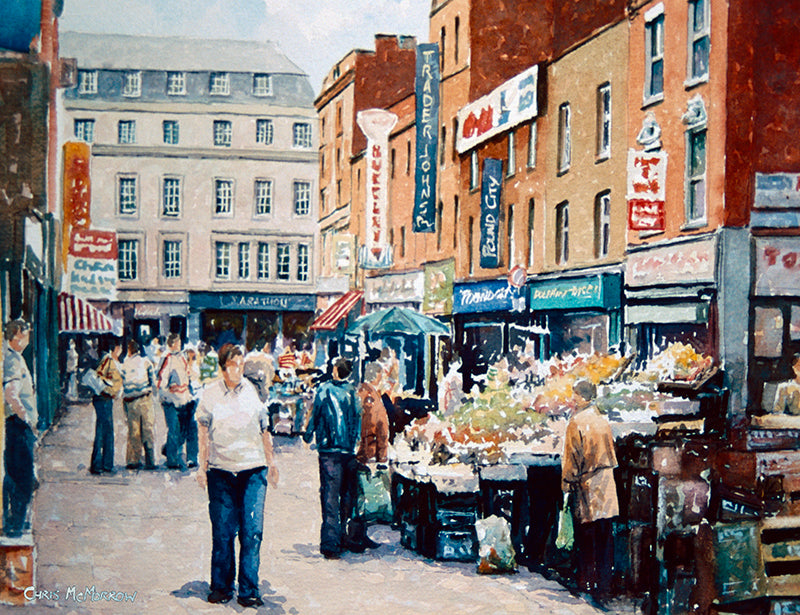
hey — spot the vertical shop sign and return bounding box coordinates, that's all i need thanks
[479,158,503,269]
[357,109,397,269]
[627,149,667,231]
[62,141,91,265]
[414,43,439,233]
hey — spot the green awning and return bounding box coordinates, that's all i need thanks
[347,306,450,336]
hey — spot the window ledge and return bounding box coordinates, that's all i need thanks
[642,94,664,110]
[684,76,709,90]
[595,154,610,165]
[680,219,707,231]
[637,229,664,239]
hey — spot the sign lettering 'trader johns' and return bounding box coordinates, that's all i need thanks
[413,43,440,233]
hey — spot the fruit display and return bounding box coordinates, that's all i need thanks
[635,342,714,383]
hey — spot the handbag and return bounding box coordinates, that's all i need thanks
[80,368,107,396]
[555,493,574,551]
[357,464,393,524]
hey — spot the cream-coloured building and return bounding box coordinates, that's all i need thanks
[58,33,318,348]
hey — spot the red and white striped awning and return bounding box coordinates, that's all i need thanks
[58,292,113,334]
[310,290,364,331]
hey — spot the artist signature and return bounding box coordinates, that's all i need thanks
[25,585,137,603]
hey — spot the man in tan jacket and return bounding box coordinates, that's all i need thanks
[561,379,618,601]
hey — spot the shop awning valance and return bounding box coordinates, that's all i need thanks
[58,292,113,334]
[310,290,364,331]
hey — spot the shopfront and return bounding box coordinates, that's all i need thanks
[625,235,719,364]
[452,279,526,389]
[189,291,316,351]
[528,271,622,358]
[749,236,800,412]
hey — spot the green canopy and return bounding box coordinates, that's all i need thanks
[347,306,450,337]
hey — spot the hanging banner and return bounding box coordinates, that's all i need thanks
[479,158,503,269]
[67,228,118,300]
[456,64,538,154]
[413,43,440,233]
[627,149,667,231]
[62,141,91,266]
[357,109,397,270]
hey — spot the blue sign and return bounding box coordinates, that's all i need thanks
[189,292,316,312]
[413,43,440,233]
[479,158,503,269]
[453,280,523,314]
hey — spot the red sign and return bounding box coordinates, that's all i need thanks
[628,199,666,231]
[63,142,91,229]
[70,228,118,259]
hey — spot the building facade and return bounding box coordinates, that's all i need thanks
[59,33,319,349]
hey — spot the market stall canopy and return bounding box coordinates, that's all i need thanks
[310,290,364,331]
[58,292,113,334]
[348,306,450,337]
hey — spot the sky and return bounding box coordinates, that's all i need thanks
[58,0,431,95]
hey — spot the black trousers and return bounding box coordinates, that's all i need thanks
[573,517,614,598]
[4,416,35,537]
[317,452,359,555]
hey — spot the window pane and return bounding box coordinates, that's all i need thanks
[693,0,706,32]
[163,178,180,216]
[294,181,311,215]
[215,180,233,214]
[163,241,181,278]
[118,120,136,144]
[651,59,664,97]
[690,131,707,175]
[119,177,136,214]
[293,123,312,148]
[214,120,232,147]
[255,180,272,215]
[692,37,710,79]
[74,119,94,143]
[690,179,706,220]
[238,242,250,279]
[277,244,290,280]
[257,243,270,279]
[163,120,179,145]
[167,72,185,95]
[118,240,138,280]
[253,74,272,96]
[210,73,229,95]
[215,242,231,278]
[256,119,273,145]
[297,244,309,282]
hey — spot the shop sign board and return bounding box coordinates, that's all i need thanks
[627,237,716,287]
[189,291,315,312]
[529,274,621,311]
[357,109,397,269]
[67,228,118,300]
[365,271,424,305]
[627,149,667,231]
[423,259,455,315]
[754,237,800,296]
[456,64,538,154]
[453,279,524,314]
[134,303,188,318]
[413,43,439,233]
[755,172,800,209]
[479,158,503,269]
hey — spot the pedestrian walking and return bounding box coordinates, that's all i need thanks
[2,319,37,536]
[157,333,197,469]
[65,338,79,401]
[243,339,275,404]
[303,357,362,559]
[120,340,157,470]
[196,343,278,607]
[560,379,619,603]
[350,361,390,549]
[90,337,124,476]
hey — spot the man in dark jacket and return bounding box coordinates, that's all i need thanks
[303,357,362,559]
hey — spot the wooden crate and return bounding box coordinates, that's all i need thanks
[761,516,800,597]
[0,541,35,606]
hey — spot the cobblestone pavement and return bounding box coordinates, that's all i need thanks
[27,400,639,614]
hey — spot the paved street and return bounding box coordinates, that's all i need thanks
[27,400,634,614]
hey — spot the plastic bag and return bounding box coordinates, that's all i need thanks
[80,368,107,396]
[357,464,393,524]
[475,515,517,574]
[555,493,574,550]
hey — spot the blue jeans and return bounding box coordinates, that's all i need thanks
[207,467,267,599]
[163,401,197,467]
[317,452,359,555]
[90,395,114,472]
[3,416,35,536]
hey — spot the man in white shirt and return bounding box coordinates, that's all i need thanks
[121,340,157,469]
[157,333,196,469]
[196,343,278,608]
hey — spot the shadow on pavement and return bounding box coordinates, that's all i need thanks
[171,580,288,613]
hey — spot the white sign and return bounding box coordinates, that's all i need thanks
[357,109,397,269]
[365,271,424,304]
[67,255,118,300]
[755,237,800,296]
[456,64,538,154]
[627,238,716,288]
[627,149,667,201]
[755,173,800,209]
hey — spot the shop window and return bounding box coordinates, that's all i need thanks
[754,307,783,358]
[596,82,612,161]
[594,191,611,258]
[556,201,569,264]
[557,103,571,174]
[687,0,710,83]
[645,7,665,103]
